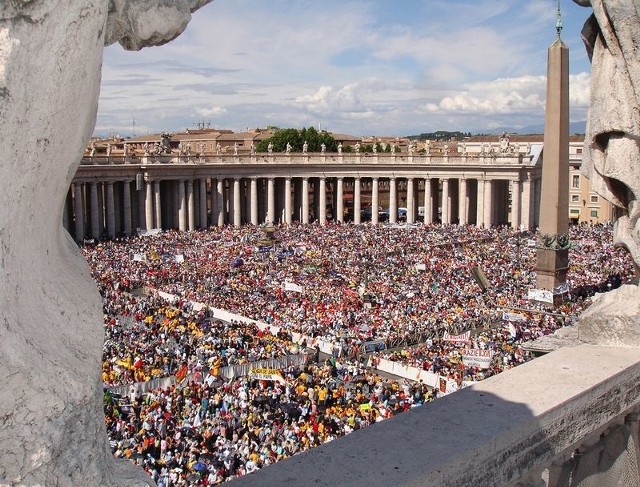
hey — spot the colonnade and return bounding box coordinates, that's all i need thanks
[64,172,540,241]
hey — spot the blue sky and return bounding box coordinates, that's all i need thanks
[96,0,594,137]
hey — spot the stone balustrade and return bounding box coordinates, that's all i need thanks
[227,344,640,487]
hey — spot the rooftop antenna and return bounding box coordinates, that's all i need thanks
[556,0,563,38]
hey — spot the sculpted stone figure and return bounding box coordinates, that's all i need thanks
[572,0,640,346]
[0,1,212,486]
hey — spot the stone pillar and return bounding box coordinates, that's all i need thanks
[484,179,493,228]
[178,180,187,231]
[354,177,361,224]
[406,178,415,224]
[233,178,241,227]
[423,178,432,225]
[267,177,275,223]
[90,181,100,238]
[459,179,467,225]
[153,180,162,230]
[187,179,195,231]
[389,178,397,223]
[216,179,224,227]
[441,178,449,225]
[199,179,207,229]
[521,179,531,230]
[476,179,486,227]
[511,179,521,229]
[319,178,327,224]
[144,181,153,231]
[371,178,379,225]
[73,182,84,241]
[302,178,310,224]
[284,177,292,224]
[250,178,259,225]
[122,180,132,236]
[336,177,344,223]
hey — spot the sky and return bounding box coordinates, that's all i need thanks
[96,0,595,138]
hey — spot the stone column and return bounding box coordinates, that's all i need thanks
[459,178,467,225]
[122,180,132,236]
[441,178,449,225]
[90,181,100,238]
[153,180,162,230]
[73,182,84,241]
[371,178,379,224]
[521,179,531,230]
[250,178,259,225]
[233,178,241,227]
[199,179,207,229]
[284,177,292,224]
[216,179,224,227]
[354,177,361,224]
[389,178,397,223]
[267,177,275,223]
[144,181,154,230]
[302,177,310,224]
[336,177,344,223]
[476,179,486,227]
[319,178,327,224]
[403,178,413,224]
[423,178,432,225]
[511,179,521,229]
[483,179,493,228]
[187,179,195,231]
[178,180,187,231]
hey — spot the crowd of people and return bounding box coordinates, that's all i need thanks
[84,221,635,485]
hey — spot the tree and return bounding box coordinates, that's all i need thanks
[256,127,338,152]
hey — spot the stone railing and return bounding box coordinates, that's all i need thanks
[228,344,640,487]
[79,152,529,168]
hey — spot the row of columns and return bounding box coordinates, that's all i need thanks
[64,175,538,240]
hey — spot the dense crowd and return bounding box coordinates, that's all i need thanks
[84,221,635,485]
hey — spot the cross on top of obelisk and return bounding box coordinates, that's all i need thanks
[556,0,563,38]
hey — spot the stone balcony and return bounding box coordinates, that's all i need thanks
[228,344,640,487]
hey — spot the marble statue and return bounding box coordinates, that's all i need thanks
[250,143,256,155]
[143,141,150,155]
[268,141,274,153]
[572,0,640,346]
[302,141,308,154]
[337,142,342,154]
[286,142,292,154]
[390,143,396,154]
[0,1,213,485]
[234,142,239,155]
[321,142,326,154]
[372,144,377,154]
[106,142,112,156]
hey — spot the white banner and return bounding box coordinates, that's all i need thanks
[528,288,553,303]
[249,368,286,384]
[415,263,426,271]
[502,312,526,322]
[443,331,471,343]
[133,253,145,262]
[175,254,184,263]
[283,281,303,293]
[461,349,494,369]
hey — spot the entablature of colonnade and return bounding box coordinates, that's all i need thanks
[74,153,540,183]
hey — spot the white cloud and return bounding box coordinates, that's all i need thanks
[194,106,227,118]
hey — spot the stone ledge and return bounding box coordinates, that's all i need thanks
[229,345,640,487]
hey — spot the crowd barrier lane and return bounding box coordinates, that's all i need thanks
[105,352,310,398]
[369,356,440,389]
[147,287,342,357]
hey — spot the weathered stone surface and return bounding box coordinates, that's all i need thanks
[0,1,210,485]
[572,0,640,345]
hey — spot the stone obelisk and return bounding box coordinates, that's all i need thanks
[536,6,570,296]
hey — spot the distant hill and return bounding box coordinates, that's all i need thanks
[409,121,586,139]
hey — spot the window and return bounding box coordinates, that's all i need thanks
[570,209,580,214]
[591,210,598,218]
[571,195,580,203]
[590,195,599,203]
[572,175,580,188]
[576,148,583,154]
